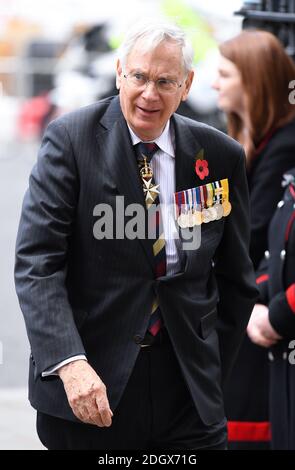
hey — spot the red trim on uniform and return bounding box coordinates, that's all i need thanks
[285,211,295,242]
[289,184,295,199]
[227,421,271,442]
[254,128,277,156]
[256,274,269,284]
[286,284,295,314]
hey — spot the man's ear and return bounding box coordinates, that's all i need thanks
[181,70,194,101]
[116,59,123,90]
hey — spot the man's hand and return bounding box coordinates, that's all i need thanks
[247,303,282,348]
[58,360,113,427]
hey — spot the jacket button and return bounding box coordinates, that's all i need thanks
[264,250,270,259]
[277,200,284,208]
[134,335,143,344]
[268,351,274,361]
[280,249,286,260]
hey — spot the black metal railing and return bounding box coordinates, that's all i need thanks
[235,1,295,58]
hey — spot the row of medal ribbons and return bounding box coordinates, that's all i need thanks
[174,178,232,228]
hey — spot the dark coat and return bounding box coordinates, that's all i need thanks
[248,119,295,270]
[14,96,257,426]
[257,168,295,449]
[225,119,295,449]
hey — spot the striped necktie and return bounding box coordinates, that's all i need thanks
[136,142,166,336]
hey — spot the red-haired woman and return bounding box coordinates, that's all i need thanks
[213,30,295,449]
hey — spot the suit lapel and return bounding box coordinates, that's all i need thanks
[96,97,155,272]
[172,114,203,193]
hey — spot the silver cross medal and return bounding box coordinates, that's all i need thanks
[140,156,160,204]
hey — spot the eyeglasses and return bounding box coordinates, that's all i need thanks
[123,72,183,94]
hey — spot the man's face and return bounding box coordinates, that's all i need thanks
[116,40,194,141]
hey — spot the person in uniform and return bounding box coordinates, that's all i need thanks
[213,30,295,449]
[248,169,295,450]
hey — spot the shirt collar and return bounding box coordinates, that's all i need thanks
[127,120,175,158]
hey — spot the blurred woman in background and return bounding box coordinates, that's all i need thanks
[213,30,295,449]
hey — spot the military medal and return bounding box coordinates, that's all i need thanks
[192,210,202,226]
[202,209,211,223]
[206,183,217,221]
[174,178,231,228]
[180,190,188,228]
[215,203,224,219]
[186,189,195,228]
[200,185,211,223]
[208,206,217,220]
[187,211,194,228]
[192,187,202,226]
[222,200,232,216]
[143,178,160,204]
[220,179,232,216]
[213,181,224,220]
[183,191,190,227]
[175,191,188,228]
[139,156,160,204]
[178,212,188,229]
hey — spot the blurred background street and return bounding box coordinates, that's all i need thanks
[0,139,43,449]
[0,0,244,450]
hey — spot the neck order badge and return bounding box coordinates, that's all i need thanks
[137,142,160,207]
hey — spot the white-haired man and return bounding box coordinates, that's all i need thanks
[15,20,258,449]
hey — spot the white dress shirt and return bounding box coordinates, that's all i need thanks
[128,120,181,276]
[43,119,180,377]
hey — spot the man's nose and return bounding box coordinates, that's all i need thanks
[141,81,160,99]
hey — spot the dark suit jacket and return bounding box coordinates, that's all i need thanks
[15,96,258,425]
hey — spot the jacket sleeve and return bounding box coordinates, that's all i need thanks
[14,119,86,379]
[268,178,295,338]
[268,284,295,337]
[214,147,259,386]
[255,255,270,305]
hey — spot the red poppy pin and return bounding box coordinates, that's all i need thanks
[195,149,209,181]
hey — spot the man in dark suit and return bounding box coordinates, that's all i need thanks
[15,20,258,450]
